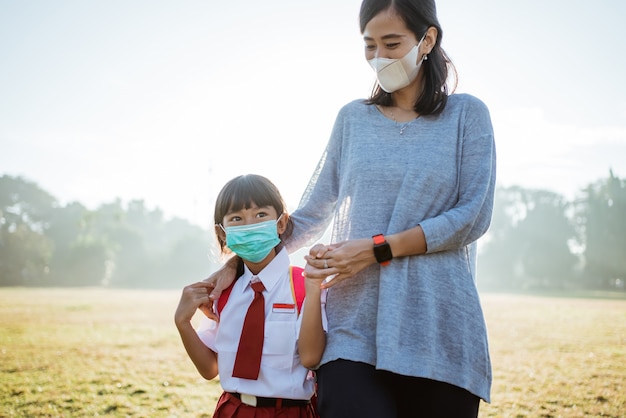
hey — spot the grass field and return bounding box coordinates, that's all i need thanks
[1,288,624,417]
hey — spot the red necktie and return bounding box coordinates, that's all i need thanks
[232,280,266,380]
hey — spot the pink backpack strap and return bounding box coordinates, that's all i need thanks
[289,266,306,314]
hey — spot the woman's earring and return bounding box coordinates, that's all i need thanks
[424,54,429,61]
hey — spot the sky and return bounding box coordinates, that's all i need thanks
[1,0,625,229]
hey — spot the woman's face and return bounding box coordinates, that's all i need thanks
[363,8,419,61]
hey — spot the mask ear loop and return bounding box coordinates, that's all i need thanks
[417,32,428,62]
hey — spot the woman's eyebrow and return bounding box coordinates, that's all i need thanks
[363,33,406,41]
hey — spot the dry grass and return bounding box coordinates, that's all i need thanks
[480,293,626,418]
[1,288,624,417]
[0,288,222,417]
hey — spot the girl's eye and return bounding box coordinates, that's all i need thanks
[228,216,241,222]
[256,212,268,219]
[386,42,400,49]
[365,44,376,51]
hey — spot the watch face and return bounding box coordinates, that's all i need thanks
[374,242,393,263]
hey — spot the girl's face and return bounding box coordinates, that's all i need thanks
[218,203,287,238]
[222,203,278,227]
[363,8,419,62]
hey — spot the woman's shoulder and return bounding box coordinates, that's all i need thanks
[338,98,370,113]
[334,99,372,121]
[445,93,493,132]
[447,93,490,113]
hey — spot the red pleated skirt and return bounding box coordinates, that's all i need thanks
[212,392,317,418]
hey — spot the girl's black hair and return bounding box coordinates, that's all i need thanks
[214,174,293,253]
[359,0,457,115]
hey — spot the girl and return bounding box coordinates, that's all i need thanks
[175,174,325,418]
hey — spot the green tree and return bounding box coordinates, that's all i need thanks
[515,189,577,288]
[46,202,110,286]
[479,186,577,290]
[90,199,147,287]
[580,170,626,289]
[0,175,56,285]
[160,218,215,289]
[478,186,525,290]
[90,199,214,288]
[0,176,222,288]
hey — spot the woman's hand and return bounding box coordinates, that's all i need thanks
[304,238,376,288]
[197,257,240,320]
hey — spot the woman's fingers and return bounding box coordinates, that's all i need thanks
[320,274,346,289]
[199,303,219,321]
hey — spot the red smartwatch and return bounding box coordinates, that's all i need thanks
[372,234,393,266]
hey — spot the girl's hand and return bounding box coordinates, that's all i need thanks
[303,268,326,294]
[175,282,215,327]
[304,238,376,288]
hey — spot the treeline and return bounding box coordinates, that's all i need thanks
[479,170,625,292]
[0,175,217,288]
[1,172,625,291]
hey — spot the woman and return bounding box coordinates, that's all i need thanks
[208,0,495,416]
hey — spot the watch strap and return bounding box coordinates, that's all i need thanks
[372,234,392,266]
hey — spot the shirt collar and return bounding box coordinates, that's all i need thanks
[240,248,290,293]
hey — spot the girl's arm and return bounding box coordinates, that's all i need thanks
[298,278,326,369]
[175,282,219,379]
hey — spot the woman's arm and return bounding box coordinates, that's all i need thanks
[174,282,219,379]
[298,278,326,368]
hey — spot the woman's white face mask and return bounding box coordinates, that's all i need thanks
[367,34,427,93]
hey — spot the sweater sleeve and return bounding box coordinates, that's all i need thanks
[419,97,497,252]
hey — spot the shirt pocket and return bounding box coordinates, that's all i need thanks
[262,320,296,370]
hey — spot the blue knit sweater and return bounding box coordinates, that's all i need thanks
[285,93,496,402]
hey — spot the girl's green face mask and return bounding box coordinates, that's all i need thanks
[219,217,281,263]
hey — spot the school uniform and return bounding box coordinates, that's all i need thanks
[197,249,325,418]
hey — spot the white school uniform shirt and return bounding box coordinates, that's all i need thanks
[197,248,327,400]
